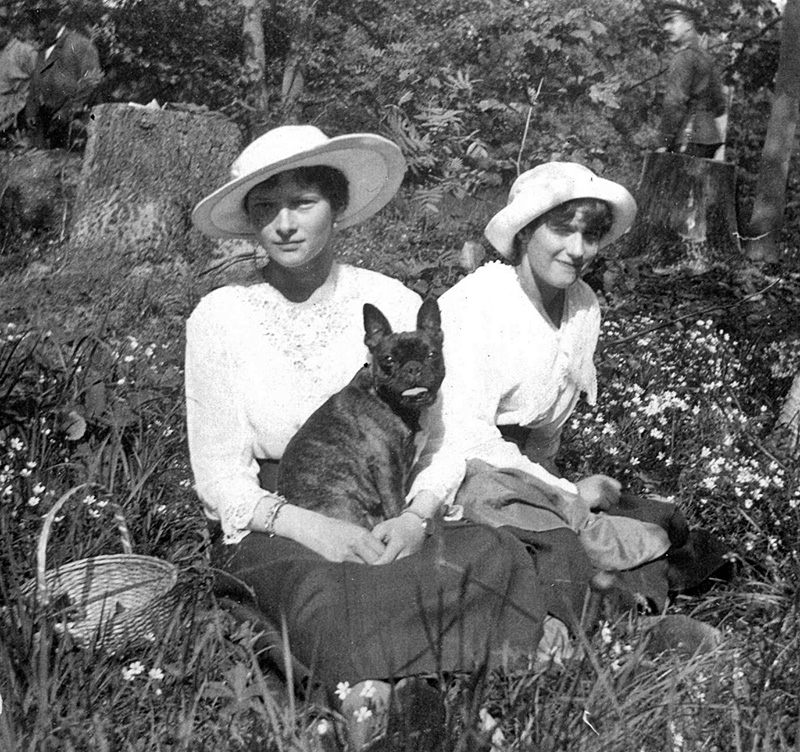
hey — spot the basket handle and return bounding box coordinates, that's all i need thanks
[37,485,134,604]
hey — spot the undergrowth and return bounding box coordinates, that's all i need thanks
[0,224,799,750]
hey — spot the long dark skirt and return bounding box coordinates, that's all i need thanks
[211,520,590,688]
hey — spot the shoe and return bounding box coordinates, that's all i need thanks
[380,678,446,752]
[666,529,732,594]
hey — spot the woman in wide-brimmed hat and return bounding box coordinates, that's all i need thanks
[410,162,728,625]
[185,125,564,748]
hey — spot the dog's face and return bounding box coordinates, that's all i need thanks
[363,298,445,413]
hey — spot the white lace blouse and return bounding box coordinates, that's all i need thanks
[185,263,421,542]
[409,261,601,508]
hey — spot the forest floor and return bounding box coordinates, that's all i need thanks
[1,195,799,750]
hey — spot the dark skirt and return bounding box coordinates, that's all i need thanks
[211,518,595,688]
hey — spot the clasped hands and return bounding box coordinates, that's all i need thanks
[299,510,427,565]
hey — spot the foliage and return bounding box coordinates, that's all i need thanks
[2,242,800,747]
[5,0,790,225]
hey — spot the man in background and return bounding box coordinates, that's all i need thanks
[656,2,728,159]
[0,23,37,142]
[25,11,102,149]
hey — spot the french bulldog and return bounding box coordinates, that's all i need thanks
[277,297,445,529]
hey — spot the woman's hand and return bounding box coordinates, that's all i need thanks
[372,514,427,565]
[272,505,387,564]
[575,474,622,512]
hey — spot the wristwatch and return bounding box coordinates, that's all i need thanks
[402,508,433,537]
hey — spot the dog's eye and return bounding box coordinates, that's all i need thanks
[380,356,395,370]
[425,350,438,361]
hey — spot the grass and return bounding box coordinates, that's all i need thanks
[1,202,799,750]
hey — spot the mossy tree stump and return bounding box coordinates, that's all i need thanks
[68,103,242,276]
[619,152,740,274]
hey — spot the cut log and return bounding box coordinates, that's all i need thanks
[67,103,242,276]
[773,370,800,457]
[618,151,740,274]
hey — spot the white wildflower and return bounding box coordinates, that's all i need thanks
[335,681,352,701]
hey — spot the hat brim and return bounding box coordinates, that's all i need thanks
[192,134,406,238]
[484,169,637,259]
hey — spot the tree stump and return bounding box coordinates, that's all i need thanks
[618,152,740,274]
[68,103,242,276]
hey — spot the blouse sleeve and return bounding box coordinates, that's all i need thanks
[185,292,271,543]
[409,271,582,509]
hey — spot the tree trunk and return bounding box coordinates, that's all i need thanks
[773,370,800,456]
[619,151,740,274]
[278,0,316,123]
[281,52,305,123]
[68,103,242,276]
[744,0,800,264]
[242,0,270,136]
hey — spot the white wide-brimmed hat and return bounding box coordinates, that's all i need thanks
[484,162,637,259]
[192,125,407,238]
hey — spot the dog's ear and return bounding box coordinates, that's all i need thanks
[416,297,443,347]
[363,303,393,350]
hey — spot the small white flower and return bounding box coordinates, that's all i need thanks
[9,438,24,452]
[359,680,377,699]
[354,706,373,723]
[32,483,46,495]
[122,660,146,681]
[316,719,332,736]
[27,496,40,507]
[148,667,164,681]
[335,681,352,701]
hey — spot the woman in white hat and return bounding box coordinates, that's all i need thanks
[185,125,561,747]
[410,162,725,624]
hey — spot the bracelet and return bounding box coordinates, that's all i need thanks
[263,495,288,537]
[402,508,433,537]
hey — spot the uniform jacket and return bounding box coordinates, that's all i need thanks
[658,33,726,150]
[26,27,101,122]
[0,37,37,130]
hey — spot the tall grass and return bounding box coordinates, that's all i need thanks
[1,240,798,750]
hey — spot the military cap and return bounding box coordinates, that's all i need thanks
[658,2,701,22]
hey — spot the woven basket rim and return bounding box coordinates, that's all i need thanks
[21,553,179,598]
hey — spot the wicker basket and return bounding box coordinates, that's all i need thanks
[21,486,182,653]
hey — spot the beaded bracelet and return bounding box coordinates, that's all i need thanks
[263,494,288,537]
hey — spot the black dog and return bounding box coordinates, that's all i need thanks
[277,298,445,529]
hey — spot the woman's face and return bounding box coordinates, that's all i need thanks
[519,206,602,297]
[246,171,338,268]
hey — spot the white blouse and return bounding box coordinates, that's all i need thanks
[409,261,601,508]
[185,263,421,542]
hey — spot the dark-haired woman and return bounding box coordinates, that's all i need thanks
[410,163,721,635]
[186,127,569,748]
